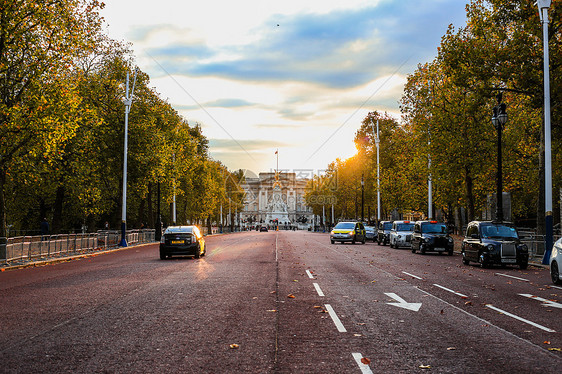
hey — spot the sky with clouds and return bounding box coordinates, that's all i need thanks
[100,0,468,175]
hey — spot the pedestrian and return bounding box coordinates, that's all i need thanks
[104,221,109,230]
[40,218,49,240]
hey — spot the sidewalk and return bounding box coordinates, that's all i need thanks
[0,242,155,272]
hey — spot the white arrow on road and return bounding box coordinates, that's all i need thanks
[385,292,422,312]
[519,294,562,309]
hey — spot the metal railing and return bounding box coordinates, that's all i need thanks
[0,229,155,265]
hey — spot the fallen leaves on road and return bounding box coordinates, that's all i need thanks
[464,301,473,306]
[447,347,456,351]
[419,365,431,369]
[287,294,295,299]
[361,357,371,365]
[266,309,277,312]
[548,348,561,352]
[229,344,239,349]
[544,341,551,345]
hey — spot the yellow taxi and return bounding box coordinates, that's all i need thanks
[330,221,366,244]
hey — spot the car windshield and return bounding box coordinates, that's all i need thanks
[481,224,518,240]
[422,223,447,234]
[365,226,375,232]
[335,222,355,230]
[383,222,392,230]
[396,223,414,231]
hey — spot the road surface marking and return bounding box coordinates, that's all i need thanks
[352,353,373,374]
[384,292,422,312]
[550,285,562,290]
[433,284,468,298]
[313,283,325,297]
[485,304,555,333]
[416,287,551,352]
[306,269,314,279]
[402,271,422,280]
[495,273,529,282]
[325,304,347,332]
[518,294,562,309]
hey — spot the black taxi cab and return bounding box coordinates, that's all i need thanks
[461,221,528,269]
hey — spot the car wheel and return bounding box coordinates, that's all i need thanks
[194,245,201,259]
[411,247,416,254]
[362,238,366,244]
[420,246,426,255]
[551,262,562,285]
[462,252,469,265]
[519,261,528,270]
[160,251,166,260]
[202,245,206,257]
[448,249,453,256]
[330,239,335,244]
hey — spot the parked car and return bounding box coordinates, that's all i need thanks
[365,225,377,242]
[159,225,206,260]
[550,237,562,284]
[461,221,528,269]
[411,220,454,255]
[377,221,393,245]
[259,226,269,232]
[389,220,415,248]
[330,221,366,244]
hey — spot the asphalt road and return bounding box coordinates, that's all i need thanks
[1,230,561,373]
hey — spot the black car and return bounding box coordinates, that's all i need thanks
[377,221,393,245]
[159,225,206,260]
[411,220,454,255]
[461,221,528,269]
[259,226,268,232]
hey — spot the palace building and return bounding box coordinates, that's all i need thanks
[240,172,314,228]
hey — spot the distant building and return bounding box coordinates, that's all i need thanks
[240,172,313,228]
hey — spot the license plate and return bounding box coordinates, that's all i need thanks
[435,248,445,251]
[502,258,517,263]
[171,240,183,244]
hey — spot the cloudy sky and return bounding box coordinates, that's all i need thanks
[101,0,468,175]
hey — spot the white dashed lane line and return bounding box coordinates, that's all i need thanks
[306,269,314,279]
[495,273,529,282]
[313,283,325,297]
[352,353,374,374]
[325,304,347,332]
[486,304,556,333]
[402,271,423,280]
[433,283,468,298]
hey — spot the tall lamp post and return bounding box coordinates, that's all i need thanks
[491,93,507,222]
[538,0,553,264]
[361,174,365,222]
[120,69,137,247]
[370,115,381,222]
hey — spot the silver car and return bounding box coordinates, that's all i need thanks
[389,220,415,248]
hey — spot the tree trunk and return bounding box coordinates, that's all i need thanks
[0,168,6,237]
[51,185,65,234]
[464,167,475,222]
[537,120,545,234]
[147,182,154,228]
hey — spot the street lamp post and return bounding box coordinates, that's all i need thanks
[361,174,365,222]
[491,93,507,222]
[538,0,553,264]
[119,69,137,247]
[370,115,381,222]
